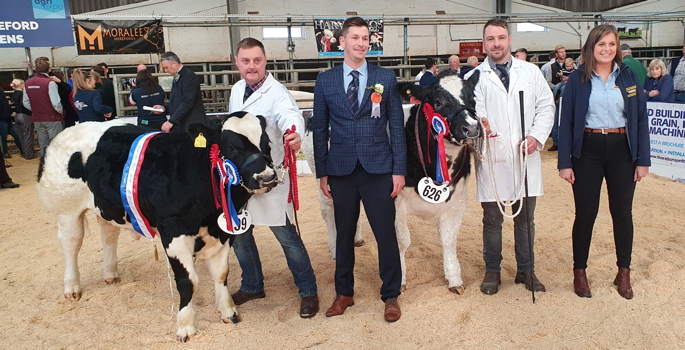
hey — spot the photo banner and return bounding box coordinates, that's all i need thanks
[459,42,483,57]
[74,20,165,55]
[313,19,383,57]
[0,0,74,48]
[604,21,643,40]
[648,102,685,181]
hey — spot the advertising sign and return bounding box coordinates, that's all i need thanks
[604,21,643,40]
[313,19,383,57]
[648,102,685,181]
[459,42,483,57]
[0,0,74,48]
[74,20,165,55]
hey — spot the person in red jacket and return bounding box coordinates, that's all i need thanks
[22,57,64,157]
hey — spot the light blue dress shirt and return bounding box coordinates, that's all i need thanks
[343,61,368,108]
[585,63,626,129]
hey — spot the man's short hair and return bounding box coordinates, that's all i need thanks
[34,59,50,73]
[620,43,632,53]
[548,50,556,59]
[483,18,509,37]
[160,51,182,64]
[91,65,106,77]
[97,62,108,69]
[424,57,436,70]
[237,37,266,56]
[342,17,369,37]
[515,48,528,55]
[554,45,566,53]
[467,56,479,66]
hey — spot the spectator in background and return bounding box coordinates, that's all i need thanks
[91,65,116,113]
[97,62,110,79]
[621,44,647,85]
[23,56,64,157]
[460,56,479,79]
[514,48,528,61]
[67,68,75,89]
[549,58,576,151]
[10,79,35,159]
[0,150,19,188]
[1,86,23,158]
[414,67,426,85]
[129,69,166,129]
[51,70,79,128]
[419,57,438,86]
[644,59,675,103]
[550,45,567,86]
[447,54,461,75]
[540,50,556,89]
[667,44,685,103]
[72,69,113,123]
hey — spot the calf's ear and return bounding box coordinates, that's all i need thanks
[396,82,428,103]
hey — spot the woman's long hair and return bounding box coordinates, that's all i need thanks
[580,25,622,83]
[71,69,95,95]
[135,69,159,95]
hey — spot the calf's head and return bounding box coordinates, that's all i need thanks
[397,70,481,143]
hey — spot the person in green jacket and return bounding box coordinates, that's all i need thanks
[621,44,647,85]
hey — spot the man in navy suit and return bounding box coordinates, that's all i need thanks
[153,52,206,132]
[419,57,438,86]
[311,17,406,323]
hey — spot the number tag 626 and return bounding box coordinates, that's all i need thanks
[217,210,253,235]
[417,177,449,204]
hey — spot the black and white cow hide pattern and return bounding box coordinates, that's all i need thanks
[37,111,276,342]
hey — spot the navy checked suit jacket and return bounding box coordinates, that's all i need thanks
[312,63,406,178]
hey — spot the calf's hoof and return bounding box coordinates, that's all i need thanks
[64,291,82,301]
[354,240,365,247]
[176,327,196,342]
[104,277,120,285]
[449,285,465,295]
[222,315,241,324]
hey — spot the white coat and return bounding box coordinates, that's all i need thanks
[229,73,304,226]
[467,57,555,203]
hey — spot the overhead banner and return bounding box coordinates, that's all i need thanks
[604,21,643,40]
[648,102,685,181]
[0,0,74,48]
[313,19,383,57]
[459,42,483,57]
[74,20,165,55]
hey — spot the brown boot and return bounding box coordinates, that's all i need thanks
[325,295,354,317]
[515,272,546,292]
[614,268,633,299]
[573,269,591,298]
[480,272,501,295]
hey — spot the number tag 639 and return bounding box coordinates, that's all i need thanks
[417,177,449,204]
[217,210,253,235]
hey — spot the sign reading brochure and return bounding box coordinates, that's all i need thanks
[648,102,685,181]
[0,0,74,48]
[313,19,383,57]
[74,20,165,55]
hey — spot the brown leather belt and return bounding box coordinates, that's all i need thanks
[584,127,626,134]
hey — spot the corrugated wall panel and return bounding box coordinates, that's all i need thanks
[524,0,646,12]
[69,0,148,15]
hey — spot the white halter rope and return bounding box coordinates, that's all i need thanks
[480,118,529,219]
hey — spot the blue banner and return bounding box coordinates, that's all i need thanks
[0,0,74,48]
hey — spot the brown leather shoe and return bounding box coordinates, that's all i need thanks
[325,295,354,317]
[300,295,319,318]
[614,268,633,299]
[384,298,401,322]
[573,269,592,298]
[515,272,546,292]
[480,272,501,295]
[231,290,265,305]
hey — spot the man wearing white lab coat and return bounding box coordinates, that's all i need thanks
[228,38,318,318]
[466,19,554,295]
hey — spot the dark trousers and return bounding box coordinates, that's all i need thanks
[328,163,402,301]
[0,120,23,156]
[481,198,537,273]
[571,133,636,270]
[14,113,35,159]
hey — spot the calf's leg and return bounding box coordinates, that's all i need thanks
[394,198,411,291]
[165,235,199,342]
[203,241,239,324]
[58,212,86,301]
[97,216,121,284]
[438,195,468,294]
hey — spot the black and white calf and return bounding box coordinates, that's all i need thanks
[394,71,481,294]
[37,112,276,342]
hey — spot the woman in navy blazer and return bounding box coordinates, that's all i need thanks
[558,25,649,300]
[72,69,113,123]
[643,59,675,102]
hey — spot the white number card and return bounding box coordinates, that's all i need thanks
[417,177,449,204]
[217,210,252,235]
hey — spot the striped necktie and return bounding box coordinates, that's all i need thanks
[244,86,254,103]
[347,70,360,114]
[496,64,509,91]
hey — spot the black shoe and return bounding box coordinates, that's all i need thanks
[480,272,501,295]
[3,153,10,159]
[231,290,265,305]
[0,182,19,189]
[547,145,558,151]
[300,295,319,318]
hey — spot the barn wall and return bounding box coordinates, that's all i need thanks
[0,0,683,69]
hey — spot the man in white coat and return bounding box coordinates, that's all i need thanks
[466,18,554,295]
[228,38,318,318]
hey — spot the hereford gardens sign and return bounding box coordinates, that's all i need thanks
[0,0,74,48]
[74,20,165,55]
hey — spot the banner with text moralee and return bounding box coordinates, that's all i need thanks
[0,0,74,48]
[74,20,165,55]
[648,102,685,181]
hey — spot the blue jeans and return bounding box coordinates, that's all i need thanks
[232,217,317,298]
[551,102,560,146]
[481,198,537,274]
[675,92,685,103]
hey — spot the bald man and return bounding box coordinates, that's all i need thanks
[447,55,461,74]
